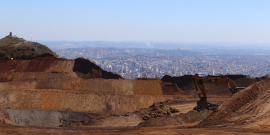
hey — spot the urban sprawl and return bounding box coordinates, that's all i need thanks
[55,47,270,79]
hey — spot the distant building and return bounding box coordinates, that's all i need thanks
[125,66,128,73]
[131,62,136,67]
[140,67,145,72]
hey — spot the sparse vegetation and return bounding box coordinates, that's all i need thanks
[0,35,58,59]
[0,35,25,46]
[0,45,37,59]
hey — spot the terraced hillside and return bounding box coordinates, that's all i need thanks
[0,45,261,129]
[0,56,193,126]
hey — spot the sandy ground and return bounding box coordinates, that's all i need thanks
[86,114,143,128]
[1,124,270,135]
[169,102,197,114]
[167,97,228,114]
[0,98,247,135]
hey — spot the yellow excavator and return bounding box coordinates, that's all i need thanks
[192,74,245,109]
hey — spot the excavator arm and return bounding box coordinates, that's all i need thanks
[192,74,244,109]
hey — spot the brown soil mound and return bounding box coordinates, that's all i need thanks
[134,102,180,121]
[233,77,256,87]
[162,75,256,98]
[161,82,190,95]
[161,75,193,91]
[137,109,213,127]
[136,100,221,127]
[73,58,122,79]
[226,75,247,80]
[255,76,268,82]
[196,78,270,128]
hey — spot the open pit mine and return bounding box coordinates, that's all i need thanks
[1,55,270,134]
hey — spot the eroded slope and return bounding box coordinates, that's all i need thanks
[197,78,270,128]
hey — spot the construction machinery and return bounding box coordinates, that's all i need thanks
[192,74,245,109]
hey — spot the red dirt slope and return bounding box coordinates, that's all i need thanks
[0,56,122,80]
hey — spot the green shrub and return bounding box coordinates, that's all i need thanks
[0,50,5,59]
[0,35,59,59]
[0,45,39,59]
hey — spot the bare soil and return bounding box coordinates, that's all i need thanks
[162,74,257,98]
[196,78,270,128]
[1,121,270,134]
[1,57,269,134]
[136,100,222,127]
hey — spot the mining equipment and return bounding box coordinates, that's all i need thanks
[192,74,245,109]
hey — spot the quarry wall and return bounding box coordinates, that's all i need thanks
[0,78,164,95]
[0,59,75,73]
[0,109,94,126]
[0,72,78,82]
[0,59,190,121]
[0,89,182,115]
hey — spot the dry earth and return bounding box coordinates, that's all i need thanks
[0,56,268,134]
[196,78,270,128]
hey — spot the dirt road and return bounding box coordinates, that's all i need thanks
[1,125,270,135]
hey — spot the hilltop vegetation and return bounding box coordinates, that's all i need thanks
[0,35,58,59]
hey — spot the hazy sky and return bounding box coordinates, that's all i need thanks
[1,0,269,43]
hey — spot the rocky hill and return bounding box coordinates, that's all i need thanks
[0,34,58,59]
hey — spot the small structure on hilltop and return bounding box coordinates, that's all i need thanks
[9,32,12,37]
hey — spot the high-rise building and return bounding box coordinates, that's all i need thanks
[140,67,145,72]
[131,62,136,67]
[125,66,128,73]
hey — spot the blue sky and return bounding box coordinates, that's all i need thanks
[1,0,269,43]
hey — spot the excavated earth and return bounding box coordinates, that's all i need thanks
[196,77,270,128]
[0,56,193,127]
[162,74,257,98]
[135,101,217,127]
[1,56,269,134]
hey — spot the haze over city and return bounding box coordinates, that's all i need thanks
[1,0,270,79]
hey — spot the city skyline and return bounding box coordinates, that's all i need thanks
[54,47,270,79]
